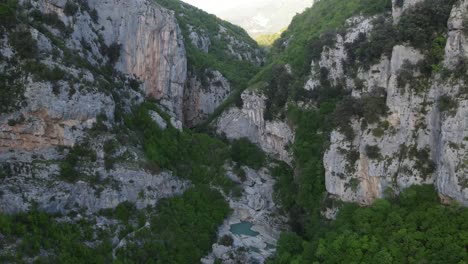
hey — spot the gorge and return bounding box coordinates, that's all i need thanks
[0,0,468,263]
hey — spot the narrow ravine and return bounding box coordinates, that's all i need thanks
[202,166,288,263]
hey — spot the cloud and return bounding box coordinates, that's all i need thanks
[182,0,268,14]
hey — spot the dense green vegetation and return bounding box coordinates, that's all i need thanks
[0,186,230,263]
[254,0,392,84]
[124,102,236,190]
[0,210,114,263]
[276,103,336,239]
[116,186,230,263]
[231,138,266,170]
[0,0,17,27]
[261,0,468,263]
[250,0,392,119]
[270,185,468,263]
[153,0,261,95]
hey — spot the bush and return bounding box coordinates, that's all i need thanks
[398,0,456,51]
[395,0,404,7]
[101,42,121,65]
[345,17,397,70]
[361,88,388,124]
[59,145,97,183]
[23,61,66,82]
[263,64,292,120]
[438,95,458,115]
[231,138,266,169]
[0,70,25,113]
[365,145,381,160]
[103,139,119,171]
[89,9,99,23]
[0,0,17,27]
[219,235,234,246]
[10,29,38,59]
[114,201,137,223]
[64,1,79,16]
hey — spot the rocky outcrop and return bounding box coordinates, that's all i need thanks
[436,0,468,204]
[218,26,265,66]
[444,0,468,68]
[90,0,187,120]
[184,70,231,127]
[188,25,211,53]
[320,1,468,205]
[0,162,188,214]
[305,16,375,91]
[27,0,187,120]
[0,0,192,217]
[216,90,294,163]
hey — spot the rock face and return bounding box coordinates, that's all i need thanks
[392,0,424,22]
[0,161,188,214]
[0,0,194,215]
[215,90,294,164]
[188,25,211,53]
[0,82,114,151]
[89,0,187,120]
[201,165,288,264]
[218,26,265,67]
[184,70,231,127]
[436,0,468,205]
[315,2,468,205]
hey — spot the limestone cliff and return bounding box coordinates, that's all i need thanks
[314,0,468,205]
[0,0,194,214]
[215,89,294,164]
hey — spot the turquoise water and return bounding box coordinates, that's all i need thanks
[229,221,259,236]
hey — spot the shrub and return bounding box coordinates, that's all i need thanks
[115,201,137,223]
[345,17,397,70]
[345,149,360,173]
[438,95,458,115]
[372,127,385,137]
[345,178,360,191]
[43,12,72,35]
[59,145,97,182]
[104,139,119,171]
[10,29,38,59]
[23,62,66,82]
[264,64,292,120]
[361,88,388,124]
[219,234,234,246]
[0,0,17,27]
[365,145,381,160]
[64,1,79,16]
[89,9,99,23]
[0,71,25,113]
[101,42,121,65]
[231,138,266,169]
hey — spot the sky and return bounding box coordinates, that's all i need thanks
[182,0,314,36]
[182,0,258,13]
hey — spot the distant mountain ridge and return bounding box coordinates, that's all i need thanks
[183,0,314,37]
[218,0,314,36]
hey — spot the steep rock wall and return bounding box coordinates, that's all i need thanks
[320,1,468,205]
[184,70,231,127]
[215,90,294,164]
